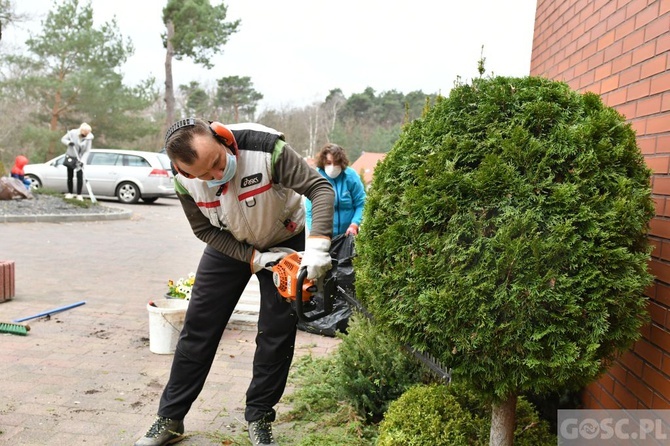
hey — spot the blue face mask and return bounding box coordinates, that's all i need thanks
[206,151,237,188]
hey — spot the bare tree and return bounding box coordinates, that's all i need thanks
[320,88,346,141]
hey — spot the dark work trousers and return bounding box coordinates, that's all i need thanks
[158,231,305,423]
[66,166,83,194]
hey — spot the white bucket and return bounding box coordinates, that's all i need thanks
[147,298,189,354]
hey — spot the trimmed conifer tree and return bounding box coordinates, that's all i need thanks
[354,76,654,445]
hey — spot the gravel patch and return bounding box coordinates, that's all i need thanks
[0,194,128,219]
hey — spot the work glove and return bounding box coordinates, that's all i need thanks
[300,237,332,280]
[345,223,359,236]
[251,249,289,273]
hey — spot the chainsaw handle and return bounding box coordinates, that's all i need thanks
[295,263,336,323]
[295,268,313,321]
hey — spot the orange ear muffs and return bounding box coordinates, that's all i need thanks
[209,121,236,148]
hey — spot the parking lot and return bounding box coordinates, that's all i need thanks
[0,198,340,445]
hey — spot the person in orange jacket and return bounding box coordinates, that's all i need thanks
[10,155,31,189]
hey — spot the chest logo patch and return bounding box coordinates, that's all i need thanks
[241,173,262,188]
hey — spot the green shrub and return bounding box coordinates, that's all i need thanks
[331,316,427,423]
[377,384,481,446]
[284,353,377,445]
[377,383,555,446]
[513,397,556,446]
[285,354,343,421]
[286,315,428,437]
[355,75,654,401]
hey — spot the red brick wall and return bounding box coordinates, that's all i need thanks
[531,0,670,409]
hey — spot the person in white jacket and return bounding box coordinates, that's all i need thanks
[60,122,94,200]
[134,118,334,446]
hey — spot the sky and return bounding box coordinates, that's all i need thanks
[6,0,538,112]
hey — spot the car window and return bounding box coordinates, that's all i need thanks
[158,154,172,170]
[124,155,151,167]
[89,152,121,166]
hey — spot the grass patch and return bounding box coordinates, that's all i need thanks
[34,187,98,208]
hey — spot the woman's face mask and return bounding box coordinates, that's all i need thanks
[324,165,342,178]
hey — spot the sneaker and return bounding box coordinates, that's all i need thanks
[134,416,184,446]
[76,195,84,201]
[64,193,73,199]
[248,417,278,445]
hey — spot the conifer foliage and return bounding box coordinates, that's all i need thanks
[355,76,654,402]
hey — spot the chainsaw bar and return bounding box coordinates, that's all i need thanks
[337,285,452,384]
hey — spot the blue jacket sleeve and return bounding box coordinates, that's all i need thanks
[348,169,367,227]
[304,197,313,232]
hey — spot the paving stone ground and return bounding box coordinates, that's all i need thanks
[0,198,340,445]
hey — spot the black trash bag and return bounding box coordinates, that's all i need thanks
[297,233,356,337]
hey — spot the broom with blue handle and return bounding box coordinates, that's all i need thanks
[1,301,86,336]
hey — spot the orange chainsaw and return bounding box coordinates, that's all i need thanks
[271,252,337,322]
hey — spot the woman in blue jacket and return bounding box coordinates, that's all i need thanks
[306,143,367,236]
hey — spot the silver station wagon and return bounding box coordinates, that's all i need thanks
[24,149,176,204]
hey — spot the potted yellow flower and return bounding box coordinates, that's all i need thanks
[147,273,194,354]
[166,273,195,300]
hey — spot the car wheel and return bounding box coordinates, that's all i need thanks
[142,197,158,204]
[25,174,42,189]
[116,182,140,204]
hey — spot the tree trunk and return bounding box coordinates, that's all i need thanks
[164,20,176,128]
[48,88,63,160]
[490,393,517,446]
